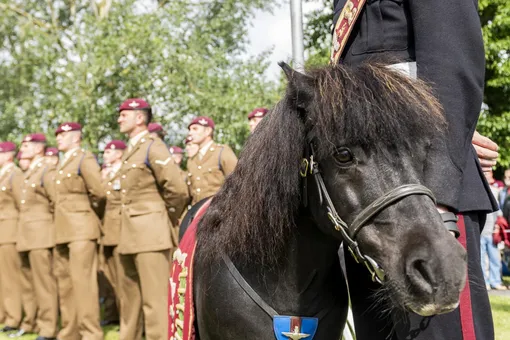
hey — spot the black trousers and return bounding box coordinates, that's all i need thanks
[345,212,494,340]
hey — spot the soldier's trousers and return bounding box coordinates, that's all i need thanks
[0,243,21,328]
[346,212,494,340]
[118,250,170,340]
[0,277,4,323]
[20,249,58,337]
[101,245,121,323]
[19,252,37,333]
[54,240,103,340]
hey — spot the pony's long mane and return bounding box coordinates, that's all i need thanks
[196,62,445,266]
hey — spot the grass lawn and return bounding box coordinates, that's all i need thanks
[0,295,508,339]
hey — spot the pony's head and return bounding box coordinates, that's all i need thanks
[197,62,467,317]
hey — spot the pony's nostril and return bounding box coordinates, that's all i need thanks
[406,258,435,295]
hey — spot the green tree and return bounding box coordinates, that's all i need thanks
[0,0,279,154]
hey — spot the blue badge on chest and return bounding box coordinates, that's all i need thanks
[273,316,318,340]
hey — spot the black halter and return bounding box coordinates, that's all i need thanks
[300,141,436,284]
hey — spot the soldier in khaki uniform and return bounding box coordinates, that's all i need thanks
[100,140,127,326]
[44,147,59,167]
[116,98,188,340]
[247,107,268,134]
[53,122,104,340]
[0,142,23,333]
[16,133,58,340]
[187,116,238,205]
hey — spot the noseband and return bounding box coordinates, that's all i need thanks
[300,142,436,284]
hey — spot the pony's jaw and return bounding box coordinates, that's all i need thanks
[357,209,467,317]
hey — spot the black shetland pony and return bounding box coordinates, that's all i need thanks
[192,62,467,339]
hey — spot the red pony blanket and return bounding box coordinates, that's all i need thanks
[168,200,211,340]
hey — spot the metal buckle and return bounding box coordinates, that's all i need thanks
[364,255,385,284]
[300,158,309,177]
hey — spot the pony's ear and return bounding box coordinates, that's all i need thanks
[278,62,314,110]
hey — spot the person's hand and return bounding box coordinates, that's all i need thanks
[472,131,498,172]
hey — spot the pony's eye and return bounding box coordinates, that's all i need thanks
[335,147,354,164]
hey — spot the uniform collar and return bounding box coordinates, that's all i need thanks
[0,162,14,177]
[63,147,80,161]
[199,140,214,157]
[29,156,45,170]
[129,130,149,147]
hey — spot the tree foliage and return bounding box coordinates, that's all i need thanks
[303,0,510,168]
[0,0,279,153]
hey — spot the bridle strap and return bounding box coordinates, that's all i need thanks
[350,184,436,239]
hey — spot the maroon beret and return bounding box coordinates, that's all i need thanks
[184,136,193,145]
[45,147,59,156]
[148,122,164,133]
[188,116,215,130]
[248,108,268,120]
[0,142,16,153]
[169,146,183,154]
[105,140,127,151]
[118,98,151,112]
[55,122,82,135]
[22,133,47,143]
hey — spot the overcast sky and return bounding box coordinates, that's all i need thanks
[246,1,323,81]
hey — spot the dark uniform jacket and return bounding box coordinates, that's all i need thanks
[333,0,497,213]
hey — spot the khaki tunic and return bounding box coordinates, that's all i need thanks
[118,134,189,254]
[0,164,23,244]
[102,171,122,246]
[54,148,105,244]
[17,158,56,251]
[186,142,238,205]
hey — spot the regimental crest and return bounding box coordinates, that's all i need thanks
[128,100,140,108]
[61,124,73,132]
[274,316,318,340]
[24,136,32,142]
[255,111,264,117]
[198,118,208,126]
[110,144,116,150]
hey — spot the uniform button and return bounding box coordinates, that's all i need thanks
[188,173,192,177]
[31,184,35,188]
[1,186,6,191]
[122,189,126,193]
[106,191,111,195]
[122,175,126,179]
[132,164,136,168]
[198,166,202,170]
[196,177,200,181]
[208,168,212,172]
[187,181,191,185]
[197,188,201,192]
[67,173,71,177]
[59,170,63,174]
[56,180,61,184]
[108,182,112,186]
[124,161,128,164]
[169,207,176,213]
[21,200,25,204]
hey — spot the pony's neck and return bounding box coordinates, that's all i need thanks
[239,211,345,316]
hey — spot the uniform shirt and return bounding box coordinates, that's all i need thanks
[0,162,23,244]
[186,142,238,205]
[17,156,56,251]
[117,134,189,254]
[54,148,105,244]
[333,0,497,213]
